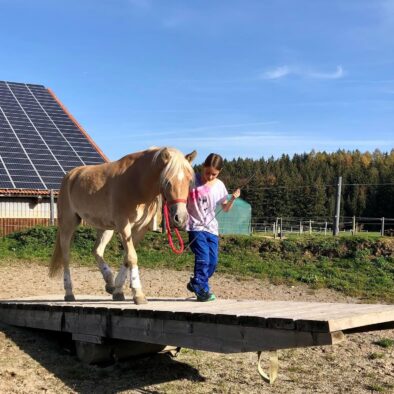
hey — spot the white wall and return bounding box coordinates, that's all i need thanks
[0,199,57,219]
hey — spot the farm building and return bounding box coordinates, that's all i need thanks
[0,80,108,235]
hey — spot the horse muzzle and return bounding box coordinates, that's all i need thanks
[169,203,188,229]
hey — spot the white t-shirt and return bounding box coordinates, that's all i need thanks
[186,174,228,235]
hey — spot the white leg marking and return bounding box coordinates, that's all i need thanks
[114,265,128,292]
[130,266,142,289]
[99,263,114,283]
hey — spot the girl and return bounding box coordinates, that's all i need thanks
[186,153,240,301]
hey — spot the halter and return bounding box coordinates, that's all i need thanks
[166,198,187,206]
[162,195,187,254]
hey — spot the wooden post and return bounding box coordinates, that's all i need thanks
[324,222,327,236]
[273,222,276,239]
[309,220,312,235]
[352,216,356,235]
[299,221,303,235]
[381,217,385,236]
[333,176,342,236]
[50,189,55,226]
[280,217,283,239]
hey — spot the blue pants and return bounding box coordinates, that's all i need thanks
[188,231,219,293]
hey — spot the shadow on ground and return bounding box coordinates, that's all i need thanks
[0,322,205,393]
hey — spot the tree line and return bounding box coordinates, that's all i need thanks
[208,149,394,222]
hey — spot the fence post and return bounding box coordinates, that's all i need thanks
[299,221,303,235]
[352,216,356,235]
[280,217,283,239]
[333,176,342,236]
[273,222,276,239]
[324,222,327,235]
[309,220,312,235]
[381,217,385,236]
[50,189,55,226]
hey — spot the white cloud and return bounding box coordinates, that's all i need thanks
[261,66,290,80]
[261,65,345,80]
[307,66,344,79]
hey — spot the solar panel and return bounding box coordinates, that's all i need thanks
[0,81,107,190]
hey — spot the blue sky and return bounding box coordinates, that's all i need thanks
[0,0,393,163]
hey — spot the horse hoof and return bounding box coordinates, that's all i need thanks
[64,294,76,302]
[134,296,148,305]
[105,284,115,294]
[112,293,126,301]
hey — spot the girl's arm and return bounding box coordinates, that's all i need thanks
[222,188,241,212]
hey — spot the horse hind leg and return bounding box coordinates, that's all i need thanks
[59,213,80,301]
[94,229,115,294]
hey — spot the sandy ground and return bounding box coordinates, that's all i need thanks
[0,261,393,393]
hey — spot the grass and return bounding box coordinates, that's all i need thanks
[373,338,394,348]
[0,226,393,302]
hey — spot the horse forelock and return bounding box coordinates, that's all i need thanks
[153,147,194,188]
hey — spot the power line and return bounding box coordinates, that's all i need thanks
[240,182,394,191]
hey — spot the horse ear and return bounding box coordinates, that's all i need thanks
[185,150,197,163]
[160,148,171,165]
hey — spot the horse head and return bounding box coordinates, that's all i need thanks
[156,147,197,229]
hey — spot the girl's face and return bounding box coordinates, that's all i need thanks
[202,166,220,183]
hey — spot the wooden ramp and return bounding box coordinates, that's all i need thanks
[0,296,393,353]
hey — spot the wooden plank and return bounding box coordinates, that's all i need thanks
[0,305,62,331]
[1,297,393,335]
[108,314,345,352]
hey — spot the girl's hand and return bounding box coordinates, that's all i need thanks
[231,188,241,201]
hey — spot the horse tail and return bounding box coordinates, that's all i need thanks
[49,171,76,278]
[49,230,64,278]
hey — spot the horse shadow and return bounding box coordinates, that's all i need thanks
[0,322,205,393]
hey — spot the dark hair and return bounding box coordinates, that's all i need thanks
[203,153,224,170]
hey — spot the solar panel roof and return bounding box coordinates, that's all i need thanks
[0,81,107,191]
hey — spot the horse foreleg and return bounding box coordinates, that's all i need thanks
[114,225,147,304]
[94,229,115,294]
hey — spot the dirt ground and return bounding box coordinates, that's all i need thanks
[0,261,393,393]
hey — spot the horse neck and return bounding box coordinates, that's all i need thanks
[130,151,162,202]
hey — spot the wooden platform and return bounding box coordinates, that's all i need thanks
[0,296,393,353]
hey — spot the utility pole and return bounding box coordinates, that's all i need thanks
[333,176,342,236]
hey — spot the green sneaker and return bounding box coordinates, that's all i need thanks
[197,292,216,302]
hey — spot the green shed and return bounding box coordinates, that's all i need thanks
[216,196,252,235]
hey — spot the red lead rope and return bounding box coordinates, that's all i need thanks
[163,202,185,254]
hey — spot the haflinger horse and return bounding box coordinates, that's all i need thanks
[49,147,196,304]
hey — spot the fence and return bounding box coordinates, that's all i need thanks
[251,216,394,237]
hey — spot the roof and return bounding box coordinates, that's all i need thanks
[0,188,59,197]
[0,81,108,192]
